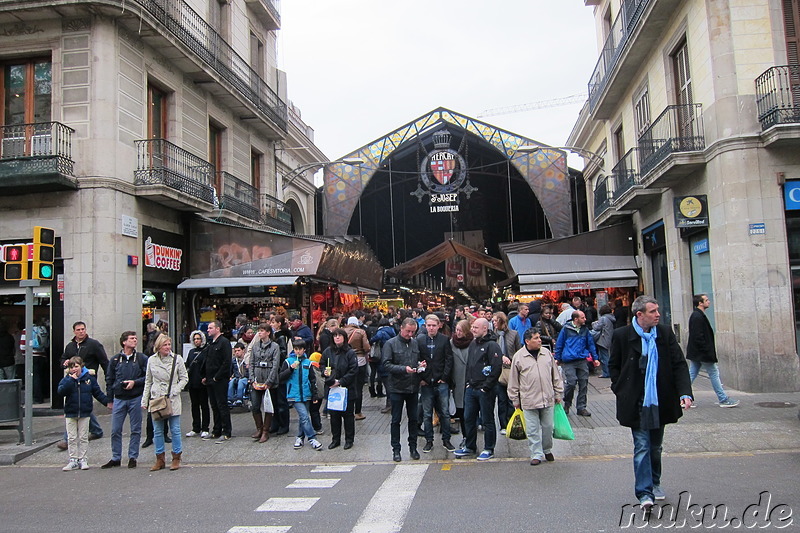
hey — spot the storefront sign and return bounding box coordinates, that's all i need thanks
[674,195,708,228]
[692,238,709,254]
[142,226,185,284]
[784,181,800,210]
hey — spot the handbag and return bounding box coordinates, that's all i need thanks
[327,385,348,411]
[505,408,527,440]
[148,354,177,421]
[552,402,575,440]
[368,343,381,363]
[498,364,511,386]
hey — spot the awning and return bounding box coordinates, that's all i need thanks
[358,286,380,296]
[177,276,297,289]
[338,284,358,295]
[519,270,639,292]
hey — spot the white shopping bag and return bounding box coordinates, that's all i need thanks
[261,389,274,414]
[327,385,348,411]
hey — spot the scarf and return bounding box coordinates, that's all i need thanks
[451,331,473,350]
[632,317,659,430]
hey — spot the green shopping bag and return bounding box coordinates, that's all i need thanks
[506,408,527,440]
[552,402,575,440]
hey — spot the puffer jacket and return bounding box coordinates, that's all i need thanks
[506,346,563,410]
[381,334,423,394]
[141,352,189,415]
[280,352,318,402]
[249,339,281,388]
[58,367,109,418]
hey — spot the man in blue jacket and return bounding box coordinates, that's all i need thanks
[554,310,600,417]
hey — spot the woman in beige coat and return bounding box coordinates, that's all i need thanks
[142,334,189,471]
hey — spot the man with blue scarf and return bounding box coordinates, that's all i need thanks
[609,295,693,510]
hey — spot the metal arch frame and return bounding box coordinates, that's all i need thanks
[322,107,574,238]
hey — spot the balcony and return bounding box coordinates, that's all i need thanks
[134,138,216,211]
[637,104,706,187]
[593,176,613,219]
[587,0,679,119]
[244,0,281,30]
[755,65,800,146]
[0,122,77,194]
[262,192,292,232]
[219,171,260,221]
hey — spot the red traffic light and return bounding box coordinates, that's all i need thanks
[4,244,27,262]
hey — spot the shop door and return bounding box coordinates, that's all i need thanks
[652,250,672,325]
[689,233,714,329]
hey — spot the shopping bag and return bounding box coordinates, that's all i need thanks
[552,402,575,440]
[261,389,274,414]
[327,385,348,411]
[505,408,527,440]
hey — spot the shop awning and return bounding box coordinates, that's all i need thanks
[519,269,639,292]
[177,276,298,289]
[358,286,380,296]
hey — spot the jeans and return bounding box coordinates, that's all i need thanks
[597,346,610,377]
[631,426,665,500]
[110,397,142,460]
[292,401,316,440]
[188,386,210,432]
[390,392,419,452]
[227,378,248,403]
[420,383,451,442]
[354,365,367,414]
[463,386,497,453]
[310,399,322,431]
[562,359,589,410]
[153,414,182,455]
[65,417,89,461]
[63,411,102,441]
[522,406,554,461]
[208,379,232,437]
[495,383,514,430]
[688,361,729,403]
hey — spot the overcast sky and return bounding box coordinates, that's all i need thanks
[278,1,598,166]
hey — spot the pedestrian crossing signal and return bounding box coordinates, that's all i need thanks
[3,244,28,281]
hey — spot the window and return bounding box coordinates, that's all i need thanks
[147,83,167,140]
[209,0,230,41]
[633,86,651,137]
[671,39,697,141]
[2,58,52,157]
[251,149,261,190]
[209,123,223,193]
[250,32,264,78]
[782,0,800,102]
[613,123,625,163]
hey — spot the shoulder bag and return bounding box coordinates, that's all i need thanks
[148,355,177,420]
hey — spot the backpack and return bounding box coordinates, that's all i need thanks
[30,326,49,351]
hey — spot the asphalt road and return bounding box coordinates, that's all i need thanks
[4,451,798,532]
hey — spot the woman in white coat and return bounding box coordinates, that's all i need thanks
[142,334,188,471]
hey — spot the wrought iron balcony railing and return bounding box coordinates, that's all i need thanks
[134,138,216,204]
[594,175,613,217]
[610,147,640,200]
[638,104,705,176]
[0,121,75,175]
[587,0,651,110]
[140,0,287,131]
[755,65,800,130]
[219,171,260,220]
[262,192,292,232]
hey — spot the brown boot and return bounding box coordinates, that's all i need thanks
[150,452,165,471]
[169,452,182,471]
[260,413,272,443]
[252,412,264,439]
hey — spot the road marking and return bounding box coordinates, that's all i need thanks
[286,478,340,489]
[256,498,319,512]
[351,464,428,533]
[441,464,451,471]
[228,526,292,533]
[311,464,356,473]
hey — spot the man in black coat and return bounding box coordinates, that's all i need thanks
[609,295,693,510]
[417,314,454,453]
[687,294,738,407]
[202,320,233,442]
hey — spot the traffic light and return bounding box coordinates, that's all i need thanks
[31,226,55,280]
[4,244,28,281]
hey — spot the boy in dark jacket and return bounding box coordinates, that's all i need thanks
[58,356,110,471]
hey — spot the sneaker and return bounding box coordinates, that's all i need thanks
[309,439,323,451]
[453,447,475,458]
[719,398,740,408]
[200,431,210,438]
[315,428,325,435]
[639,496,654,510]
[62,460,80,471]
[442,440,455,452]
[476,450,494,461]
[422,441,433,453]
[294,437,304,449]
[653,485,666,500]
[185,430,198,437]
[500,429,507,436]
[78,458,90,470]
[215,435,231,443]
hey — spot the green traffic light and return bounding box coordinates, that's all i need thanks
[39,265,53,279]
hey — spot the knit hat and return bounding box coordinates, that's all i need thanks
[347,316,359,326]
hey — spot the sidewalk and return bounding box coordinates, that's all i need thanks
[2,373,798,466]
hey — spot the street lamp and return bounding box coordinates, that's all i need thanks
[281,157,364,190]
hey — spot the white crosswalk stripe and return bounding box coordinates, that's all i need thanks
[286,478,340,489]
[255,497,319,512]
[310,464,356,473]
[227,527,292,533]
[352,464,428,533]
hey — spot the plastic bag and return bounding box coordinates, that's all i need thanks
[505,408,527,440]
[327,385,348,411]
[261,389,274,414]
[552,402,575,440]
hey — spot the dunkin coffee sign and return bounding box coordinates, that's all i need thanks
[142,226,185,284]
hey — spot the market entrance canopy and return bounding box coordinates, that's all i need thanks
[386,240,506,279]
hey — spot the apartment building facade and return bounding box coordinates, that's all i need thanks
[568,0,800,391]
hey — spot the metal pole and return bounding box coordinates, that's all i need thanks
[20,279,40,446]
[507,159,514,242]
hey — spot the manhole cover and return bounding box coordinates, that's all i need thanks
[754,401,797,408]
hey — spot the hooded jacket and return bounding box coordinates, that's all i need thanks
[465,331,503,390]
[105,350,148,401]
[58,367,109,418]
[185,330,207,389]
[280,352,318,402]
[554,320,598,363]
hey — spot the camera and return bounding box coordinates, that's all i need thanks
[416,366,426,373]
[257,361,269,368]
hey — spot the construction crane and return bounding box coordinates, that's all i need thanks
[478,93,588,118]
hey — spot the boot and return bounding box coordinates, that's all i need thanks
[252,412,264,439]
[376,382,385,398]
[260,413,272,443]
[369,385,377,398]
[150,452,165,471]
[169,452,182,471]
